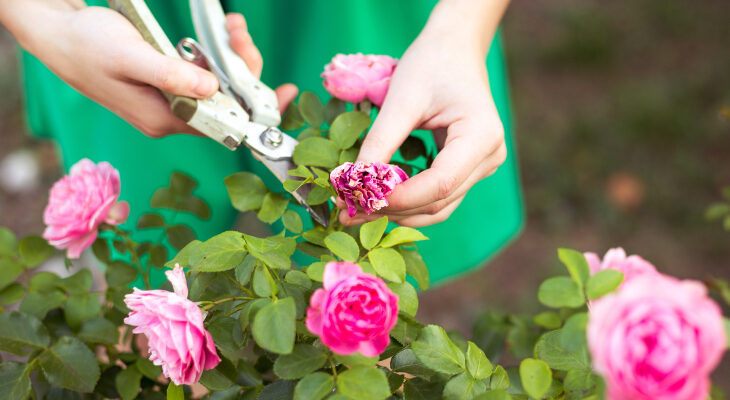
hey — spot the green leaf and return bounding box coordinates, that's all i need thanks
[0,362,31,400]
[489,366,510,390]
[148,244,167,269]
[164,240,202,269]
[198,357,237,391]
[224,172,268,212]
[379,227,428,248]
[324,232,359,262]
[257,192,289,223]
[289,164,315,179]
[137,212,166,229]
[303,229,327,247]
[560,313,589,352]
[136,357,162,380]
[706,203,730,220]
[537,277,585,308]
[329,111,371,149]
[259,380,296,400]
[253,264,278,297]
[57,268,93,294]
[64,293,101,330]
[0,283,24,306]
[466,341,493,380]
[443,372,487,400]
[150,187,177,209]
[339,147,359,164]
[337,366,391,400]
[166,224,196,251]
[167,382,184,400]
[724,318,730,349]
[563,369,599,400]
[0,259,23,290]
[18,235,54,268]
[298,91,325,127]
[387,282,418,316]
[235,255,256,286]
[115,365,142,400]
[558,248,590,288]
[28,271,57,292]
[360,216,388,250]
[285,270,311,289]
[78,318,119,345]
[390,349,434,377]
[334,352,379,367]
[585,270,624,300]
[104,261,138,288]
[293,137,340,169]
[324,97,346,125]
[474,390,513,400]
[0,227,18,256]
[306,261,325,282]
[519,359,552,400]
[178,196,211,220]
[400,136,428,161]
[282,210,304,233]
[533,311,562,330]
[19,290,66,319]
[273,343,327,379]
[402,247,430,290]
[368,248,406,283]
[252,297,296,354]
[403,377,444,400]
[39,336,101,392]
[411,325,466,375]
[92,238,111,263]
[282,102,305,130]
[307,185,332,205]
[294,372,334,400]
[190,231,247,272]
[284,179,307,194]
[534,330,590,371]
[169,171,197,196]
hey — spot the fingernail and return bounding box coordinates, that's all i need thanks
[194,72,217,97]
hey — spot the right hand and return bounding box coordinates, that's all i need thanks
[12,6,296,137]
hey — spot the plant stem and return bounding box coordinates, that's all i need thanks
[328,355,338,377]
[200,296,253,311]
[222,271,255,297]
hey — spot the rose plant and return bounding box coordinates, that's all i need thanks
[0,55,728,400]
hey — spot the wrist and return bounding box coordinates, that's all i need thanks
[0,1,82,55]
[424,0,509,57]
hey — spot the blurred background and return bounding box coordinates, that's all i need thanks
[1,0,729,390]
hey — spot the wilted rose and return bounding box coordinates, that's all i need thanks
[330,161,408,217]
[587,273,726,400]
[306,261,399,357]
[124,265,220,385]
[42,158,129,258]
[322,53,397,106]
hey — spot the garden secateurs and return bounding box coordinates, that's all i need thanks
[107,0,330,226]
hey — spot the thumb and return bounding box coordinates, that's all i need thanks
[357,95,421,163]
[122,42,219,99]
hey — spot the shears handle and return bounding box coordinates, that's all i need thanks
[107,0,249,150]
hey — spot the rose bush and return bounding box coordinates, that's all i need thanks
[0,57,728,400]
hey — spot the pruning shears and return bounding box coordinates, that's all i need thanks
[107,0,330,226]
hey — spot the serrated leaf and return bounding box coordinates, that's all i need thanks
[39,336,100,392]
[0,312,50,355]
[252,297,296,354]
[164,240,202,269]
[368,248,406,283]
[466,341,493,380]
[293,137,340,169]
[558,248,590,288]
[519,358,551,400]
[294,372,334,400]
[224,172,268,212]
[379,227,428,248]
[586,269,624,300]
[273,343,327,379]
[0,362,31,400]
[563,369,599,400]
[411,325,465,375]
[443,372,486,400]
[329,111,371,149]
[337,366,391,400]
[78,318,118,345]
[490,366,510,390]
[537,277,585,308]
[324,232,359,262]
[403,377,444,400]
[18,235,54,268]
[360,216,388,250]
[534,330,590,371]
[190,231,247,272]
[390,348,434,377]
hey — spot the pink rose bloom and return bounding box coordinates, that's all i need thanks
[322,53,397,106]
[330,161,408,217]
[124,265,220,385]
[584,247,658,288]
[587,274,726,400]
[42,158,129,258]
[306,262,399,357]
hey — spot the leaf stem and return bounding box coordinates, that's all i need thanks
[200,296,253,311]
[222,271,255,297]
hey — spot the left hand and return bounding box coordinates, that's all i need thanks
[339,20,507,227]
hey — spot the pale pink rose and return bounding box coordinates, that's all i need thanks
[42,159,129,258]
[330,161,408,217]
[306,261,399,357]
[124,265,220,385]
[322,53,397,106]
[587,274,726,400]
[584,247,658,288]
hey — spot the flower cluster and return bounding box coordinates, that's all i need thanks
[42,159,129,258]
[330,161,408,217]
[322,53,397,106]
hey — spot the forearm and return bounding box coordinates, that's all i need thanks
[0,0,85,54]
[425,0,510,57]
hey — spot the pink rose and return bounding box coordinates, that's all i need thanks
[330,161,408,217]
[124,265,220,385]
[42,158,129,258]
[322,53,398,106]
[306,262,399,357]
[584,247,658,287]
[587,274,726,400]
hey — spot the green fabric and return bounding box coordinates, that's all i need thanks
[20,0,523,285]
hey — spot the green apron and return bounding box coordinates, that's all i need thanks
[21,0,523,286]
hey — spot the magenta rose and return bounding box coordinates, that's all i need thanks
[42,158,129,258]
[584,247,658,288]
[587,273,726,400]
[306,261,399,357]
[330,161,408,217]
[124,265,220,385]
[322,53,397,106]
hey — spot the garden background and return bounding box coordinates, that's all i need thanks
[1,0,728,391]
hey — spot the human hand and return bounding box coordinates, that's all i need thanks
[2,3,296,137]
[339,5,508,227]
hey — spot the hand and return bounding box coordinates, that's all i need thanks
[340,4,508,227]
[1,3,296,137]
